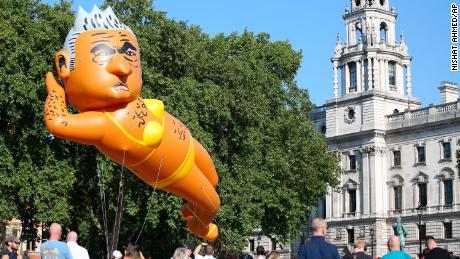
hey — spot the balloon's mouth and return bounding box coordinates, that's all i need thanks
[113,82,129,91]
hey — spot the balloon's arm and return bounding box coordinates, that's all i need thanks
[44,72,106,145]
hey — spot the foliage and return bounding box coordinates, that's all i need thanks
[0,0,340,257]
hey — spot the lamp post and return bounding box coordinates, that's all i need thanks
[369,228,375,258]
[416,203,422,259]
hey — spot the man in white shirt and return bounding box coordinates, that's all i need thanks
[193,243,216,259]
[66,231,90,259]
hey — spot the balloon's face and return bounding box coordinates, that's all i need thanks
[65,30,142,111]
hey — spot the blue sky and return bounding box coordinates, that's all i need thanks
[43,0,458,106]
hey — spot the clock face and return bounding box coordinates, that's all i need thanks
[344,106,356,124]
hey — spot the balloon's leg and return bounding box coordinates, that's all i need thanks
[165,164,220,240]
[193,139,218,188]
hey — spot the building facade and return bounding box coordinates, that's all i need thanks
[308,0,460,257]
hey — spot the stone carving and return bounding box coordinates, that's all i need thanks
[344,106,356,124]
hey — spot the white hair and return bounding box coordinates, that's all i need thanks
[63,6,136,70]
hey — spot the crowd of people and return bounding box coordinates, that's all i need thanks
[0,219,457,258]
[297,218,456,259]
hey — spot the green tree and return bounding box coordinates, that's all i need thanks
[0,0,340,258]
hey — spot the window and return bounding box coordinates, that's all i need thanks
[321,125,326,134]
[380,0,385,6]
[445,179,453,205]
[320,197,326,219]
[349,189,357,213]
[393,109,399,114]
[349,62,357,88]
[380,23,388,43]
[417,146,426,163]
[419,224,426,240]
[419,183,427,207]
[394,186,402,210]
[443,142,452,159]
[249,239,255,252]
[271,238,276,251]
[347,228,355,244]
[349,155,357,170]
[389,62,396,86]
[355,0,361,6]
[393,150,401,166]
[444,222,453,238]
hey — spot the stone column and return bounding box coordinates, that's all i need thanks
[406,64,412,96]
[362,151,370,215]
[333,62,339,98]
[361,60,366,90]
[326,188,333,219]
[380,59,385,91]
[385,60,390,91]
[356,186,361,216]
[373,58,380,90]
[342,65,346,96]
[367,58,373,89]
[357,60,362,92]
[345,63,350,93]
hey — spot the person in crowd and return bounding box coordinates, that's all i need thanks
[223,251,239,259]
[172,248,188,259]
[298,218,340,259]
[193,243,216,259]
[255,246,266,259]
[183,243,194,259]
[421,248,430,259]
[40,223,73,259]
[382,236,410,259]
[425,236,449,259]
[112,250,123,259]
[124,243,145,259]
[352,240,371,259]
[66,231,89,259]
[268,251,281,259]
[0,235,21,259]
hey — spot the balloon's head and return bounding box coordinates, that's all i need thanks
[56,6,142,112]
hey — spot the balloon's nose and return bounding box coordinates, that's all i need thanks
[106,54,132,76]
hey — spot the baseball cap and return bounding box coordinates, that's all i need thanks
[183,243,194,250]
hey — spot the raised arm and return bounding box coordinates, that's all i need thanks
[44,72,107,145]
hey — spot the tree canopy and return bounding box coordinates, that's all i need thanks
[0,0,340,257]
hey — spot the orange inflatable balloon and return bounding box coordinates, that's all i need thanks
[44,6,220,240]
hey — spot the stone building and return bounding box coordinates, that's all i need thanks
[307,0,460,258]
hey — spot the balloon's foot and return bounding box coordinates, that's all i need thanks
[201,223,218,241]
[188,222,219,241]
[181,204,193,222]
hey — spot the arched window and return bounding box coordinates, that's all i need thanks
[349,62,357,89]
[388,175,404,211]
[439,168,455,206]
[355,23,363,43]
[393,109,399,114]
[380,22,388,43]
[389,61,396,86]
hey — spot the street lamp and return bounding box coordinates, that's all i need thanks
[416,203,422,259]
[369,228,375,258]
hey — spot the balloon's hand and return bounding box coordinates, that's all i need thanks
[45,72,65,97]
[44,72,68,125]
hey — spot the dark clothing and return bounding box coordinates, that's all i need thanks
[426,247,450,259]
[0,248,18,259]
[298,236,340,259]
[342,252,371,259]
[353,252,372,259]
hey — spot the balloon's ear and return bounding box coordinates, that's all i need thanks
[55,50,70,80]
